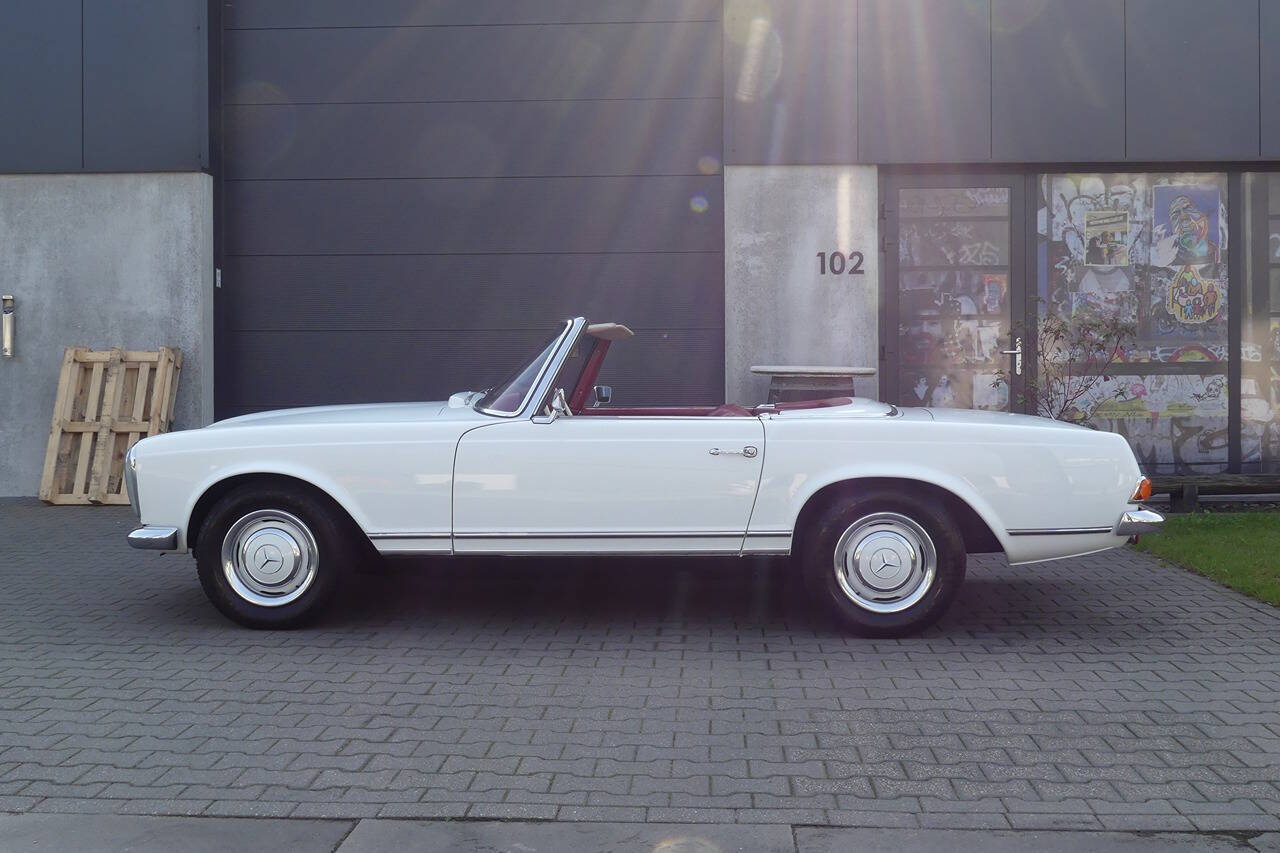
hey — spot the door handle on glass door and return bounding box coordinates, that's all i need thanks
[1001,336,1023,376]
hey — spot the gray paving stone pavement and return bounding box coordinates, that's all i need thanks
[2,498,1280,833]
[0,813,352,852]
[336,818,794,852]
[1,815,1278,852]
[793,827,1263,852]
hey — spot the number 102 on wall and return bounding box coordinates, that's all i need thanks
[816,250,865,276]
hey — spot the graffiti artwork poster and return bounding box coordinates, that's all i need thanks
[1083,209,1130,266]
[979,274,1007,314]
[1164,265,1224,325]
[1151,185,1221,266]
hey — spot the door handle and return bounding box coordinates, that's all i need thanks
[710,446,758,458]
[1000,336,1023,376]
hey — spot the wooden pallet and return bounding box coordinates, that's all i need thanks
[39,347,183,505]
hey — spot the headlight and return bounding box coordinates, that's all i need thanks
[124,445,141,520]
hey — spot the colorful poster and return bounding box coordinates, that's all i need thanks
[980,274,1007,314]
[1083,209,1130,266]
[1151,185,1221,266]
[1164,265,1224,325]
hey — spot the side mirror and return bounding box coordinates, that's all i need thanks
[592,385,612,407]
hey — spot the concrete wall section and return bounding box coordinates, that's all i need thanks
[724,165,879,406]
[0,173,213,497]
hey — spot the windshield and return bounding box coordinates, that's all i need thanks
[474,324,568,415]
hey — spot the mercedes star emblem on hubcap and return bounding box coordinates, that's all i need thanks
[253,543,283,573]
[871,549,900,577]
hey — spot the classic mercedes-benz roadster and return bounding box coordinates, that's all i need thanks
[126,317,1161,636]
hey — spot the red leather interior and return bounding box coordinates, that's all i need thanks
[577,399,853,417]
[768,397,854,411]
[568,340,610,412]
[578,406,721,417]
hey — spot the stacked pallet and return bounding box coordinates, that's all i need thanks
[39,347,183,505]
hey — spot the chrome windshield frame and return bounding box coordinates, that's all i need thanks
[474,318,583,419]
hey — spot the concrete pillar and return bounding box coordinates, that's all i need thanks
[0,173,213,497]
[724,165,880,406]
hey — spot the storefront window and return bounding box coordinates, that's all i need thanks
[1242,173,1280,472]
[1037,172,1230,473]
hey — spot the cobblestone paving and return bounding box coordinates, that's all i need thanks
[2,498,1279,832]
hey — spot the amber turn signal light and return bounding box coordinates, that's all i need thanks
[1131,477,1152,502]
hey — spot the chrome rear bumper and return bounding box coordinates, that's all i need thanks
[1114,507,1164,537]
[127,525,179,550]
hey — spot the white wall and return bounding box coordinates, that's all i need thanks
[724,165,880,406]
[0,173,213,497]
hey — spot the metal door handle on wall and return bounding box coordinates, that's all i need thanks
[1,296,13,358]
[1001,336,1023,376]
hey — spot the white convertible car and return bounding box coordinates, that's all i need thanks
[126,317,1162,636]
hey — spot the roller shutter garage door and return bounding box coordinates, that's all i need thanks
[217,0,725,417]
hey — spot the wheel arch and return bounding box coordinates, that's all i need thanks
[791,477,1004,557]
[186,472,370,551]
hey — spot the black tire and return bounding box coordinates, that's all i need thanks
[195,484,357,629]
[800,489,966,637]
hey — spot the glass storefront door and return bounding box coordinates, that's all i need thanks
[882,174,1029,411]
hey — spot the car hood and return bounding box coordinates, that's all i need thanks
[207,401,452,429]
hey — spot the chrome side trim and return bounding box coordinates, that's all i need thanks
[454,530,746,540]
[369,531,790,540]
[458,549,748,557]
[1114,507,1164,536]
[127,525,179,550]
[1006,527,1114,537]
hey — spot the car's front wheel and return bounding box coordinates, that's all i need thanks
[195,485,355,629]
[802,490,965,637]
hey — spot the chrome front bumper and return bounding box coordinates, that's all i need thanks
[127,525,179,550]
[1114,507,1164,537]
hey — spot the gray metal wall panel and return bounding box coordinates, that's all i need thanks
[858,0,992,164]
[1126,0,1259,161]
[224,176,723,255]
[225,99,720,179]
[220,329,724,411]
[83,0,209,171]
[0,0,82,172]
[991,0,1125,163]
[1263,0,1280,157]
[220,7,725,414]
[222,254,724,332]
[226,0,720,28]
[225,23,721,104]
[724,0,858,165]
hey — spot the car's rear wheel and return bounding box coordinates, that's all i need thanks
[801,490,965,637]
[195,485,355,629]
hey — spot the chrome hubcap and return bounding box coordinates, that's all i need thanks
[221,509,318,608]
[833,512,936,613]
